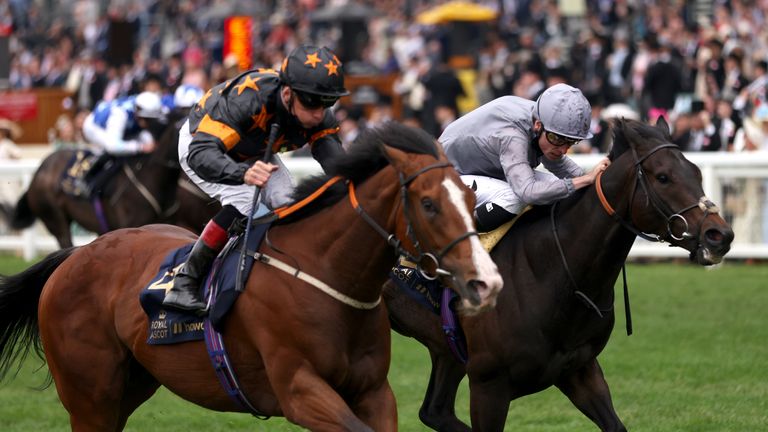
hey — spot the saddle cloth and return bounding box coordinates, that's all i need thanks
[388,211,528,362]
[139,222,269,345]
[60,150,98,197]
[60,149,121,198]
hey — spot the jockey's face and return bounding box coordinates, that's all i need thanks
[535,120,573,161]
[281,86,325,128]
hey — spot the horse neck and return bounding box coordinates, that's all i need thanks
[286,171,403,303]
[537,159,640,308]
[130,126,181,197]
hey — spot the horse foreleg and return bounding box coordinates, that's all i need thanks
[419,351,471,432]
[384,280,469,431]
[272,365,375,432]
[468,372,512,432]
[555,358,627,432]
[352,380,397,432]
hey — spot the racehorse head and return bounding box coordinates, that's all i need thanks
[378,127,503,313]
[605,118,733,264]
[288,122,502,313]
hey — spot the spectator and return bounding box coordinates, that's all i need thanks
[420,52,466,138]
[0,118,22,160]
[49,113,83,149]
[643,37,682,123]
[734,104,768,151]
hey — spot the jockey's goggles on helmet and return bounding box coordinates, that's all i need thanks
[293,90,338,109]
[544,130,581,147]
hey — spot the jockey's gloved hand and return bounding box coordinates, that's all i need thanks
[138,130,156,153]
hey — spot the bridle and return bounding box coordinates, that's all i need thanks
[595,143,720,243]
[247,160,477,311]
[350,160,479,280]
[552,142,720,331]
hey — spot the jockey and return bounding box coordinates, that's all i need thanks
[163,45,349,313]
[80,91,168,195]
[440,83,611,232]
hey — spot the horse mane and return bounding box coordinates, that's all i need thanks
[608,117,672,162]
[276,121,439,224]
[519,118,672,227]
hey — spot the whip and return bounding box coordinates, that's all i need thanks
[235,123,280,293]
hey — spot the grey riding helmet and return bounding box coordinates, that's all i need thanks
[535,83,593,140]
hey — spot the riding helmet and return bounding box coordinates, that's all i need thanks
[535,83,593,140]
[134,91,167,119]
[279,45,350,98]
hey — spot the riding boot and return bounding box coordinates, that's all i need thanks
[163,237,218,313]
[162,208,239,313]
[163,205,242,313]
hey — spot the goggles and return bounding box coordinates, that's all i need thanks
[544,130,581,147]
[293,90,339,109]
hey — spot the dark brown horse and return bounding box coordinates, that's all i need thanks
[0,123,502,431]
[8,111,218,247]
[384,118,734,431]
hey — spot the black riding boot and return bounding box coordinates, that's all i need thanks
[162,237,218,313]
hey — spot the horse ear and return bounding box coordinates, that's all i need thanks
[608,118,629,161]
[655,116,671,139]
[380,143,412,171]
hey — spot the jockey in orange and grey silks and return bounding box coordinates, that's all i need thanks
[165,45,350,314]
[185,69,343,191]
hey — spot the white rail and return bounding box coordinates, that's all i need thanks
[0,152,766,261]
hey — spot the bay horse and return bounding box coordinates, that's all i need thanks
[0,123,502,431]
[8,110,218,247]
[384,118,734,431]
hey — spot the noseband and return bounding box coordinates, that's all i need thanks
[595,143,720,243]
[350,161,478,280]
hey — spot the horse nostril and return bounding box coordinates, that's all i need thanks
[705,228,729,246]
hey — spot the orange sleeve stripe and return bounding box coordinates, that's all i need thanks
[196,114,240,150]
[308,127,340,146]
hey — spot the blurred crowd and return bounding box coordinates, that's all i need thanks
[2,0,768,154]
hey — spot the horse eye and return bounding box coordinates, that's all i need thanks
[421,197,437,215]
[656,174,669,184]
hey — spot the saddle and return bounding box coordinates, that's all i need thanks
[139,221,270,345]
[61,150,121,199]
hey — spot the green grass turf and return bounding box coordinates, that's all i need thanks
[0,257,765,431]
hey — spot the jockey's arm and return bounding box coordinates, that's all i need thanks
[500,135,575,205]
[186,135,250,186]
[91,109,147,155]
[310,134,344,173]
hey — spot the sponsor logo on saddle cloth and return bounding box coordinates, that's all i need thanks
[139,222,270,345]
[60,150,98,196]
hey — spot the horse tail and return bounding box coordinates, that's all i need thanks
[0,247,76,381]
[10,191,36,230]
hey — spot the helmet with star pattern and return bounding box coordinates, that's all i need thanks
[280,45,349,107]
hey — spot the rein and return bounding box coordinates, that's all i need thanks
[595,143,721,243]
[248,160,478,310]
[559,142,721,334]
[350,161,479,280]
